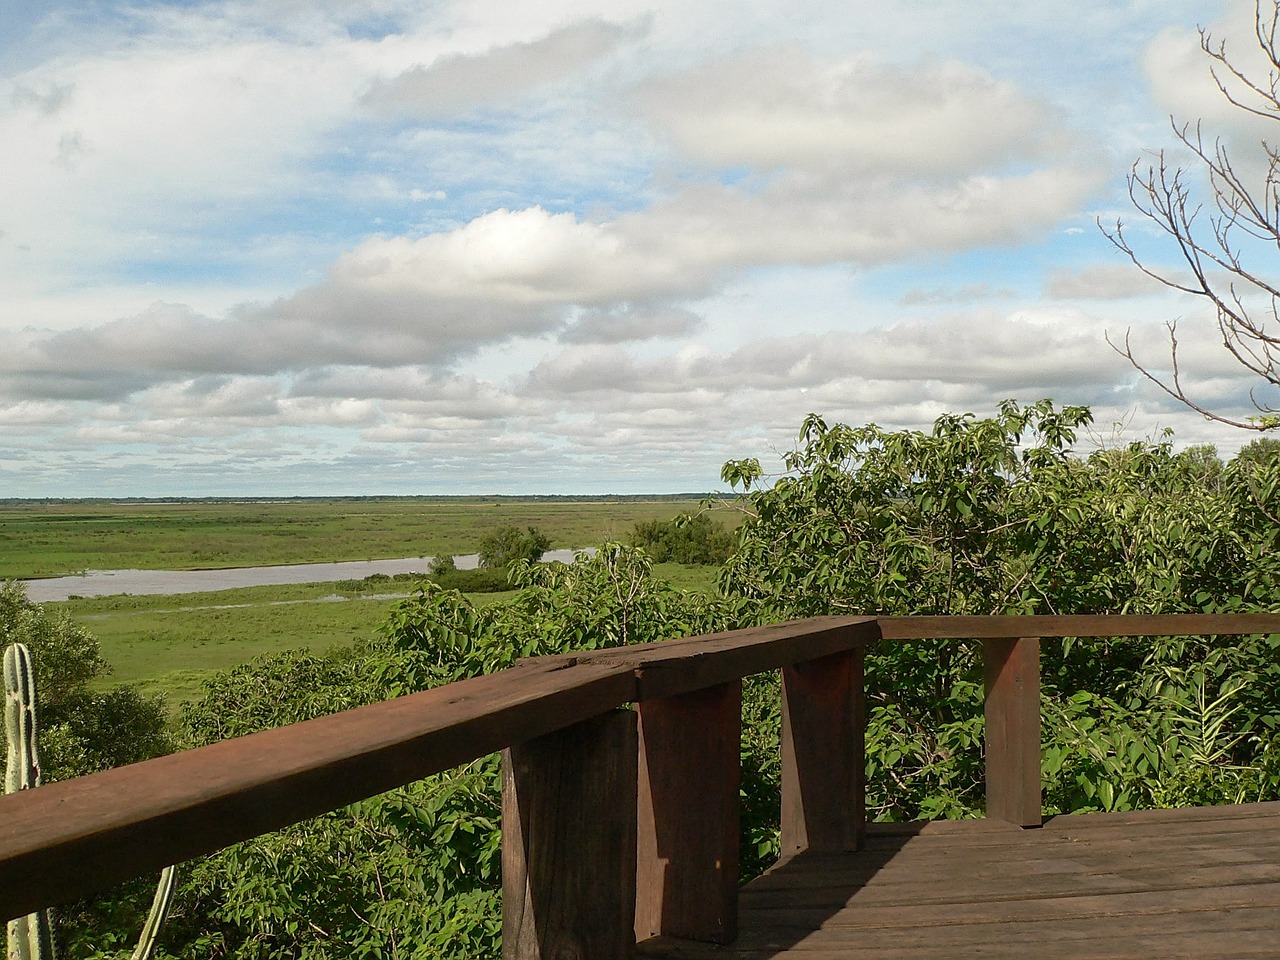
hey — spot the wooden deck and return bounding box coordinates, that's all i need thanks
[638,801,1280,959]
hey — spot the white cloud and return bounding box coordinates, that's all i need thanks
[639,47,1065,177]
[1044,263,1168,300]
[2,0,1270,496]
[364,18,647,116]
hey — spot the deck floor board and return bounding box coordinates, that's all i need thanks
[638,801,1280,959]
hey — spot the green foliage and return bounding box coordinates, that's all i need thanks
[2,593,177,960]
[50,402,1280,958]
[426,566,512,594]
[0,582,171,782]
[628,513,736,565]
[476,525,551,569]
[165,546,738,959]
[721,401,1280,821]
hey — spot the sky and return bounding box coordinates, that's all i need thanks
[3,0,1280,497]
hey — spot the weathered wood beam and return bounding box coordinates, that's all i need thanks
[0,659,636,922]
[983,637,1042,827]
[780,649,866,854]
[636,682,741,944]
[503,709,638,960]
[879,614,1280,640]
[581,617,879,702]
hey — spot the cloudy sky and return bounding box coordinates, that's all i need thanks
[3,0,1278,497]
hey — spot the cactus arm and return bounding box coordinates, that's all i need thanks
[129,865,176,960]
[7,912,53,960]
[5,644,54,960]
[4,643,41,794]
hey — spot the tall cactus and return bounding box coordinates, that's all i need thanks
[5,643,55,960]
[4,644,174,960]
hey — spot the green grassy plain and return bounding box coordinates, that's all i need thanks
[50,562,722,705]
[0,495,715,579]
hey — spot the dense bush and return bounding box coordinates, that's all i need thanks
[476,525,551,569]
[628,512,736,564]
[721,400,1280,820]
[1,581,173,957]
[161,547,739,958]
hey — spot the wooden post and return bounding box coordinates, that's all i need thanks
[502,709,638,960]
[982,637,1041,827]
[635,681,741,945]
[780,649,865,855]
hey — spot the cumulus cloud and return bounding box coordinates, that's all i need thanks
[524,309,1128,401]
[897,284,1015,306]
[363,18,647,116]
[638,47,1067,177]
[559,304,703,343]
[1044,263,1167,300]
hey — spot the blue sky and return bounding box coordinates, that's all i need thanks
[3,0,1279,497]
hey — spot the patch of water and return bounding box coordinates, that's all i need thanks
[20,549,586,602]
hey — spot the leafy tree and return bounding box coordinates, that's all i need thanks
[476,525,551,569]
[721,401,1280,819]
[428,554,457,575]
[0,581,170,782]
[164,547,740,959]
[1,582,173,957]
[1236,436,1280,466]
[1101,0,1280,429]
[628,513,736,565]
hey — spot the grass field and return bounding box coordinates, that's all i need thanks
[51,562,723,705]
[0,495,720,579]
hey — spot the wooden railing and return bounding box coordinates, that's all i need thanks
[2,613,1279,957]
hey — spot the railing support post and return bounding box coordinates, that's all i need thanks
[982,637,1041,827]
[780,648,865,854]
[635,681,741,945]
[502,709,638,960]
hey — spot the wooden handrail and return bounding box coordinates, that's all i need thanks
[2,612,1279,945]
[0,658,636,919]
[878,613,1280,639]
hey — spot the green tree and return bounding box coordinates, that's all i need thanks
[1,582,173,957]
[721,401,1280,819]
[476,525,551,570]
[165,546,740,959]
[628,513,736,565]
[0,581,170,782]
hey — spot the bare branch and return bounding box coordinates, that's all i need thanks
[1100,3,1280,429]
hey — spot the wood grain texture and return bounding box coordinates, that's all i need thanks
[576,617,879,702]
[502,710,638,960]
[0,658,635,922]
[983,637,1042,826]
[878,613,1280,639]
[636,682,741,944]
[637,802,1280,959]
[6,609,1280,934]
[779,649,864,855]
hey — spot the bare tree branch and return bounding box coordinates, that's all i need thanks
[1101,1,1280,431]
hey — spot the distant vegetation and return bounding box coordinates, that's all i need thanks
[10,405,1280,958]
[0,496,709,579]
[628,512,736,564]
[476,524,552,569]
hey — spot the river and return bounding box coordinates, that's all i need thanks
[19,549,586,602]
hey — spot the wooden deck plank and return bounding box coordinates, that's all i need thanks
[639,802,1280,959]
